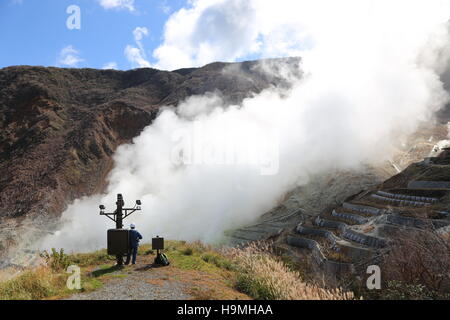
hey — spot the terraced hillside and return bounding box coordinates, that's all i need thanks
[281,148,450,282]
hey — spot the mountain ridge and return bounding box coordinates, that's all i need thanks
[0,58,300,221]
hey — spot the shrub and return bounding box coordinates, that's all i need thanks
[381,228,450,295]
[181,247,194,256]
[69,250,113,267]
[40,248,71,272]
[383,281,432,300]
[235,272,278,300]
[201,252,235,271]
[200,253,216,263]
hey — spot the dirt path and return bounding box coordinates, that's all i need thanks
[67,266,191,300]
[66,254,248,300]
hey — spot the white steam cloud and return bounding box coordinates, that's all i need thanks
[40,0,450,252]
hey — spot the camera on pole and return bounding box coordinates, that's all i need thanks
[99,194,141,266]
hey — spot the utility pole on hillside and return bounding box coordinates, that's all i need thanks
[99,194,141,265]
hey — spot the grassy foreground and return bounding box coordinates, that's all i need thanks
[0,241,354,300]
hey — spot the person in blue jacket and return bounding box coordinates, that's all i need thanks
[125,223,143,265]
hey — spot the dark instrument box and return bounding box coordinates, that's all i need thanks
[152,237,164,250]
[107,229,130,255]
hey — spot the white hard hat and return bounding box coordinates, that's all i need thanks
[130,223,136,229]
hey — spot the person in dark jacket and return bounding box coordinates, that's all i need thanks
[125,223,143,265]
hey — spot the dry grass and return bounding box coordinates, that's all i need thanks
[325,251,352,263]
[0,249,113,300]
[226,242,354,300]
[0,266,64,300]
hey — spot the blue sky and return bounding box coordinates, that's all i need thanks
[0,0,189,70]
[1,1,448,72]
[0,0,315,71]
[0,0,289,71]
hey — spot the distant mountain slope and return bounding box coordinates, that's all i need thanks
[0,58,300,220]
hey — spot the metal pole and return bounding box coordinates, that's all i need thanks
[116,193,124,265]
[99,193,141,267]
[116,193,123,229]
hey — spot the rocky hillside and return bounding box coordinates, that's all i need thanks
[0,58,300,221]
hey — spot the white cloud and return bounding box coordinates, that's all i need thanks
[159,0,171,14]
[102,62,118,69]
[98,0,135,11]
[153,0,261,70]
[125,46,151,68]
[152,0,450,71]
[133,27,148,42]
[58,45,83,67]
[125,27,151,68]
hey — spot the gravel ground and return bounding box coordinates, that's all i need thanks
[64,252,249,301]
[66,264,192,300]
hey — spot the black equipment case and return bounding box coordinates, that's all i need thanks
[107,229,130,255]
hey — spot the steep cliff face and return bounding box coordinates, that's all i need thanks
[0,58,300,220]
